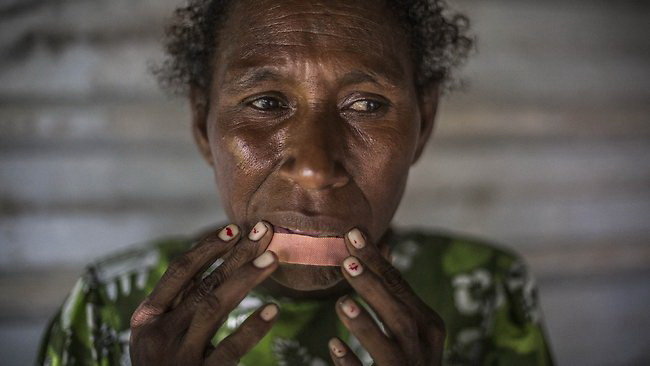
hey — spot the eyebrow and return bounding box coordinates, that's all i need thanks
[224,66,401,95]
[338,69,398,88]
[224,68,284,93]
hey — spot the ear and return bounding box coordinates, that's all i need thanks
[412,83,440,164]
[190,86,214,166]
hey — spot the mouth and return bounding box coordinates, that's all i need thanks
[263,212,352,238]
[265,231,349,267]
[274,226,343,238]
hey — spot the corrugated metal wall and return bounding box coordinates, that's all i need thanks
[1,0,649,364]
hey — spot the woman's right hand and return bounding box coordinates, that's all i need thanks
[129,222,278,366]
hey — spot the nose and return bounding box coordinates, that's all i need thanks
[279,118,350,191]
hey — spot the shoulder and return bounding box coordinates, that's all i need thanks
[85,235,194,303]
[392,228,553,364]
[390,227,524,277]
[90,235,192,284]
[391,227,539,322]
[53,234,195,330]
[38,235,195,365]
[61,234,194,316]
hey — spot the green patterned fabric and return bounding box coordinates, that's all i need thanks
[37,228,554,365]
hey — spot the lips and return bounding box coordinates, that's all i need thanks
[261,211,351,238]
[274,226,342,238]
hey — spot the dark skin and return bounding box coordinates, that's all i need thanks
[130,0,444,364]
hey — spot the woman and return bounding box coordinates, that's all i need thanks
[38,0,554,365]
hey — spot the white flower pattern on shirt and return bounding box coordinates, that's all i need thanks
[452,269,492,315]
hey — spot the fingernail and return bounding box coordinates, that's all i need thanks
[253,251,275,268]
[340,297,360,319]
[248,221,268,241]
[218,224,239,242]
[328,337,347,358]
[343,256,363,277]
[260,303,278,321]
[347,228,365,249]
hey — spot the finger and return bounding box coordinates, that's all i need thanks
[341,256,421,357]
[181,251,279,349]
[130,224,240,328]
[172,221,274,321]
[205,303,279,365]
[345,228,427,311]
[328,337,363,366]
[147,224,240,308]
[346,230,447,338]
[203,221,274,290]
[336,296,403,365]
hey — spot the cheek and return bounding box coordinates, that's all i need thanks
[355,108,419,187]
[210,125,281,220]
[352,117,419,233]
[361,141,412,205]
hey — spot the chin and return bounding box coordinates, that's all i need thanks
[271,263,344,291]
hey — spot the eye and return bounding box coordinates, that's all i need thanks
[347,99,384,113]
[248,96,288,111]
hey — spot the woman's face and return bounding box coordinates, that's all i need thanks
[192,0,438,291]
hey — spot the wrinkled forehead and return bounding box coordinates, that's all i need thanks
[214,0,412,85]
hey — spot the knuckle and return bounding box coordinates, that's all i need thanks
[235,328,255,345]
[131,327,166,353]
[396,316,418,338]
[424,314,446,343]
[351,317,374,335]
[380,264,407,294]
[426,310,445,329]
[218,339,245,362]
[165,254,194,280]
[130,300,162,328]
[200,292,222,315]
[189,292,222,325]
[192,233,224,254]
[198,231,221,246]
[237,318,264,340]
[205,260,235,287]
[229,245,253,264]
[194,279,214,301]
[204,271,227,291]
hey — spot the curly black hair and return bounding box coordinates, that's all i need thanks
[155,0,473,95]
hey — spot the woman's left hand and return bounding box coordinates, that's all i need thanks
[328,229,446,366]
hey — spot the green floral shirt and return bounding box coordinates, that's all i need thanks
[37,228,554,365]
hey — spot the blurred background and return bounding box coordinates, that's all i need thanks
[1,0,649,364]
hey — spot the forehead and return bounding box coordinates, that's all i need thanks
[215,0,412,85]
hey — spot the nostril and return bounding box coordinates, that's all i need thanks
[279,155,349,190]
[331,171,350,188]
[279,157,295,177]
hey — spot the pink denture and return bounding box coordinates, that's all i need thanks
[266,233,348,266]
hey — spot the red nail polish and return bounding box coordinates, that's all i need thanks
[343,257,363,277]
[341,298,360,318]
